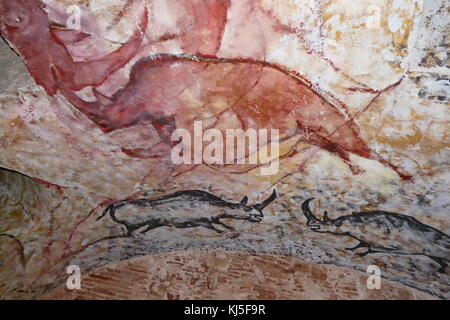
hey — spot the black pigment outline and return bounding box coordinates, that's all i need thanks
[301,198,450,272]
[97,190,277,236]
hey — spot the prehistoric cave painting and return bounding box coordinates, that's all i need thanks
[97,189,277,235]
[106,0,231,56]
[0,0,149,95]
[414,75,450,103]
[301,198,450,272]
[0,0,412,180]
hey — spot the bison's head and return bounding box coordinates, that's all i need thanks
[301,198,337,232]
[236,190,277,222]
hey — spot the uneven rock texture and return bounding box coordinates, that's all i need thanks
[44,250,435,300]
[0,0,448,300]
[0,37,33,93]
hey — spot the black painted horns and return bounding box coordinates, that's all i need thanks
[254,190,277,211]
[301,198,319,224]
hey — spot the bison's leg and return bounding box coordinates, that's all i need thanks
[206,224,226,234]
[192,219,226,234]
[345,241,369,252]
[72,8,149,90]
[123,224,135,236]
[355,248,373,257]
[352,243,399,257]
[344,239,374,257]
[139,220,164,235]
[140,225,154,235]
[212,218,235,232]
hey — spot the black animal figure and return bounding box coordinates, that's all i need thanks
[301,198,450,272]
[98,190,277,236]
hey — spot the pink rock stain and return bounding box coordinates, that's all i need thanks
[0,0,412,180]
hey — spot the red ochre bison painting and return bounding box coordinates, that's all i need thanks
[0,0,412,181]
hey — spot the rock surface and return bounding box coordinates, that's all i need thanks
[0,0,448,299]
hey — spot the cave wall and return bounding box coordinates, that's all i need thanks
[0,0,448,299]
